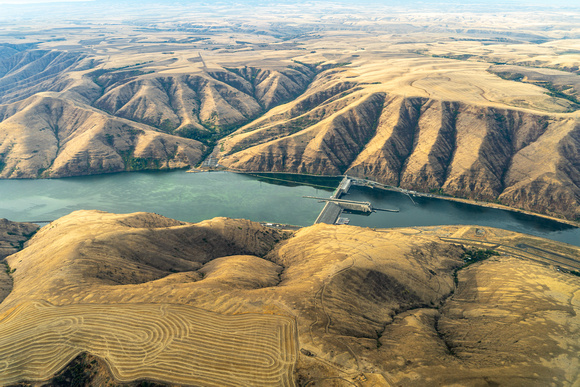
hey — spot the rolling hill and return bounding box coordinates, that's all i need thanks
[0,211,579,386]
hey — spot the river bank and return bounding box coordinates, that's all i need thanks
[366,182,580,229]
[230,171,579,229]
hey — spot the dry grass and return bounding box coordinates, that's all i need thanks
[0,212,579,385]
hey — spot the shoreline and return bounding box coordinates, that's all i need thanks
[355,179,580,229]
[226,170,579,229]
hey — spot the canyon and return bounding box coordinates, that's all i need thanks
[1,1,580,385]
[0,1,579,221]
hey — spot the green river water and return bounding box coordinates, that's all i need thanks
[0,170,578,247]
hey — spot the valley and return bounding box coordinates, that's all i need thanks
[0,0,579,221]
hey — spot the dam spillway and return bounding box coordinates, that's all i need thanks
[312,176,350,224]
[311,176,400,224]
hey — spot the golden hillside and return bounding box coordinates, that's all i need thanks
[219,80,580,220]
[0,210,579,386]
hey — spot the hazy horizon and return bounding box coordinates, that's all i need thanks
[0,0,579,6]
[0,0,93,3]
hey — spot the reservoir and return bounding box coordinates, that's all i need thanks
[0,170,578,247]
[0,171,336,227]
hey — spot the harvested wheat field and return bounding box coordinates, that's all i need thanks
[0,301,296,386]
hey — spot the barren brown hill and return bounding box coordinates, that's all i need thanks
[220,84,580,221]
[0,47,85,105]
[1,46,579,220]
[0,210,579,386]
[0,94,205,177]
[0,48,316,178]
[93,65,314,133]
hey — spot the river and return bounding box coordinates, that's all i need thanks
[0,170,578,246]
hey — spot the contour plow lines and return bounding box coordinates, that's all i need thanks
[0,301,297,387]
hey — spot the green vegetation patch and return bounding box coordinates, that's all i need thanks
[88,68,153,89]
[461,248,500,266]
[540,81,580,106]
[51,353,96,387]
[432,53,474,61]
[119,150,161,171]
[284,116,319,136]
[158,119,178,133]
[453,248,500,286]
[560,268,580,278]
[3,262,15,275]
[493,71,525,81]
[176,126,218,145]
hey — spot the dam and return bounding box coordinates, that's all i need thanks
[304,197,373,213]
[310,176,398,225]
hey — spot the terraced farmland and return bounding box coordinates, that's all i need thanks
[0,301,297,386]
